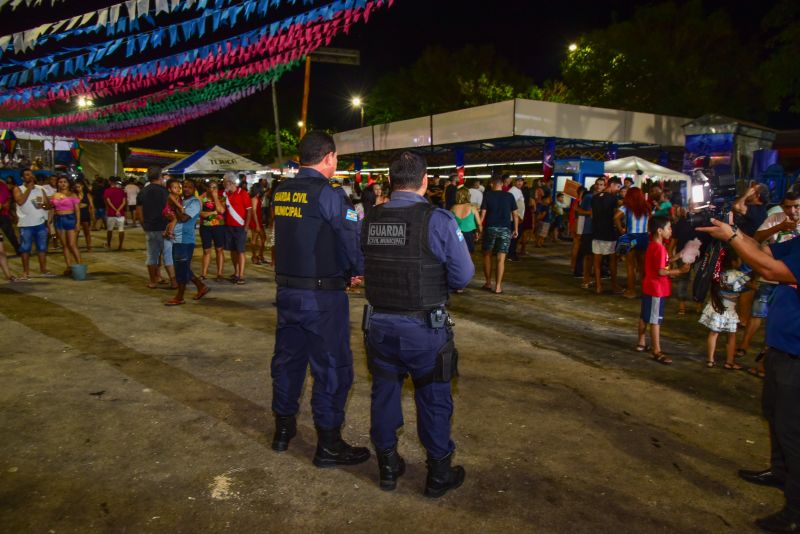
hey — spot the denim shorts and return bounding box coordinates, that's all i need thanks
[54,213,77,231]
[482,226,511,254]
[172,243,195,284]
[19,223,48,254]
[751,282,775,319]
[145,230,174,266]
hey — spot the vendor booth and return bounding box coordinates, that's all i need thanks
[163,146,270,176]
[604,156,692,204]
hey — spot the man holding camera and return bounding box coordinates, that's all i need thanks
[699,217,800,532]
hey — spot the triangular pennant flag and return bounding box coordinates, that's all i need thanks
[137,33,149,52]
[181,19,196,40]
[168,25,178,46]
[96,8,109,27]
[169,0,180,11]
[137,0,149,18]
[151,28,163,47]
[110,4,120,25]
[80,12,95,26]
[196,16,206,38]
[155,0,168,15]
[125,37,135,57]
[125,0,137,19]
[65,15,81,31]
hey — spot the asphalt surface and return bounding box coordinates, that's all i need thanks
[0,229,780,532]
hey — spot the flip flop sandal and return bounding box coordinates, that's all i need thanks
[723,362,745,371]
[734,349,747,358]
[164,299,185,306]
[651,352,673,365]
[706,361,716,368]
[193,286,211,300]
[746,367,765,379]
[494,289,503,294]
[634,344,651,352]
[480,285,493,292]
[235,278,246,285]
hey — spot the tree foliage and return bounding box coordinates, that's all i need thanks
[759,0,800,114]
[256,128,299,163]
[560,0,760,119]
[365,45,534,124]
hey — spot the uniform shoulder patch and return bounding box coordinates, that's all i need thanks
[345,209,358,222]
[456,228,464,242]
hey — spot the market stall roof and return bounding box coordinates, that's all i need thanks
[604,156,690,180]
[333,98,691,157]
[163,145,268,175]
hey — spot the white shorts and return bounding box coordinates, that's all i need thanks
[592,239,615,255]
[106,216,125,232]
[537,222,551,237]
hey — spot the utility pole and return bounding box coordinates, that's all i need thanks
[299,48,360,139]
[272,81,283,165]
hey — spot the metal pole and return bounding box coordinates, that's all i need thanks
[51,136,55,171]
[300,56,311,138]
[271,81,283,165]
[114,142,119,176]
[360,107,364,128]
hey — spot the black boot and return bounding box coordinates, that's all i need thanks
[424,452,465,498]
[271,415,296,452]
[312,426,370,468]
[377,447,406,491]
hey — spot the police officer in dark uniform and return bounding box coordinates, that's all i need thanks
[361,151,474,497]
[699,218,800,532]
[270,131,370,468]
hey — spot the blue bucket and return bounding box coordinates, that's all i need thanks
[71,263,88,281]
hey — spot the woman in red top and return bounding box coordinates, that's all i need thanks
[249,184,266,265]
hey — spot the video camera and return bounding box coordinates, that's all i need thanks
[686,169,737,228]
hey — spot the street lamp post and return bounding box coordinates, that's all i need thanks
[351,96,364,128]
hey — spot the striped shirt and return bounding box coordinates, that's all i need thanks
[619,206,649,234]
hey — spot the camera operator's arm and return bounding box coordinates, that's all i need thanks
[732,186,756,216]
[698,219,796,283]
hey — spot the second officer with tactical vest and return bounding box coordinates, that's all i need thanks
[361,151,474,497]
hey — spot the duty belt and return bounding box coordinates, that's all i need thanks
[275,274,347,290]
[371,308,434,321]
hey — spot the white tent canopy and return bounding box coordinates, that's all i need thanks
[605,156,694,203]
[163,145,269,175]
[604,156,689,181]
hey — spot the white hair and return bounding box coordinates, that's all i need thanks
[222,171,238,184]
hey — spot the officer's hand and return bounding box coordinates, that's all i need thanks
[349,276,363,288]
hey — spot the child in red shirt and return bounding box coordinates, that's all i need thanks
[637,216,689,364]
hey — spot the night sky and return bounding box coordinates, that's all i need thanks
[0,0,782,152]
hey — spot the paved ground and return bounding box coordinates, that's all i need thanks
[0,228,782,532]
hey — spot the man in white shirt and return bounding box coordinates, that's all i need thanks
[124,179,141,226]
[468,180,483,209]
[737,191,800,362]
[13,168,53,278]
[506,176,526,261]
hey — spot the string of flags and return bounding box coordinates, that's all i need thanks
[0,0,393,141]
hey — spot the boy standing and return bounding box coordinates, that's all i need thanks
[637,216,689,364]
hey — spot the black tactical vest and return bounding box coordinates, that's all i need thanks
[362,202,449,311]
[273,176,340,279]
